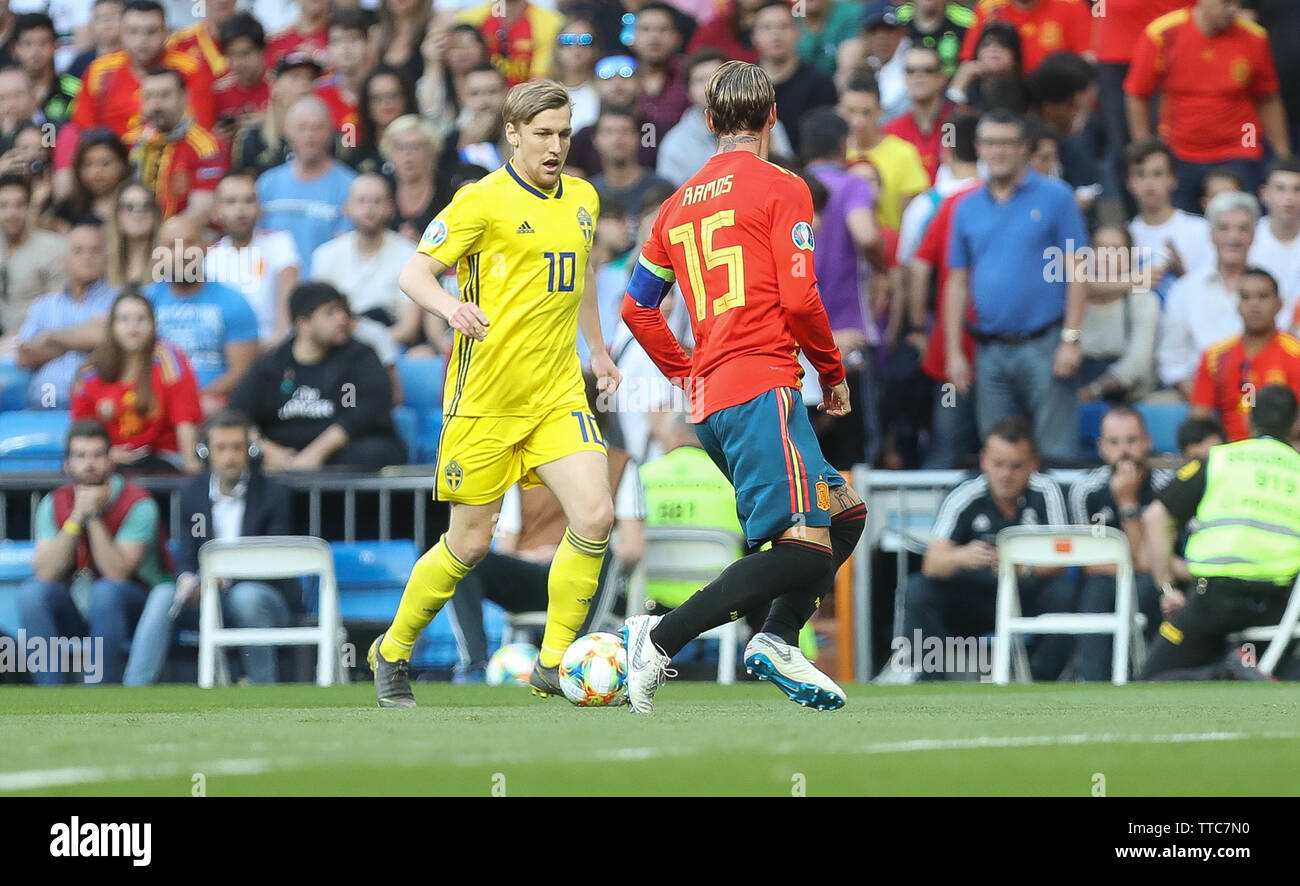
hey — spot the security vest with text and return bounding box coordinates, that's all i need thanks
[1184,437,1300,584]
[640,446,743,607]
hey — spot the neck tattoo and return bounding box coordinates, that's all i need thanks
[719,134,759,152]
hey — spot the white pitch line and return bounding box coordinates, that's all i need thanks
[2,731,1289,789]
[0,758,272,792]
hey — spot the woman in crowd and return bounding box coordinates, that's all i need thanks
[551,13,601,133]
[416,23,489,135]
[70,287,203,474]
[381,113,445,244]
[0,122,54,226]
[348,64,418,174]
[51,128,130,229]
[947,22,1027,114]
[1077,224,1160,404]
[103,183,160,289]
[371,0,433,84]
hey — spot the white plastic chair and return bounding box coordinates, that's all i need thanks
[1229,571,1300,677]
[197,536,344,687]
[993,526,1143,686]
[625,527,746,684]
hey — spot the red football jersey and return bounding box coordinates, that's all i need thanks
[215,74,270,122]
[961,0,1092,73]
[1124,9,1279,163]
[625,151,845,423]
[1190,332,1300,441]
[916,183,981,382]
[70,343,203,454]
[127,120,228,218]
[266,25,329,70]
[316,78,358,132]
[72,49,215,136]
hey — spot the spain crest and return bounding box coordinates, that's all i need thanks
[577,206,594,250]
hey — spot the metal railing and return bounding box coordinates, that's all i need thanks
[0,468,444,546]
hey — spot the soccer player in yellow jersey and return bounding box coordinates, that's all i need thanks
[368,79,623,706]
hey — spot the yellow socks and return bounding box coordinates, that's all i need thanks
[381,536,473,661]
[539,527,609,667]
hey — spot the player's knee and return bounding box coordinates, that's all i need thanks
[444,530,491,567]
[572,501,614,542]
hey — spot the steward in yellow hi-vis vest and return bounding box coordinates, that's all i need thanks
[370,79,624,706]
[1142,385,1300,680]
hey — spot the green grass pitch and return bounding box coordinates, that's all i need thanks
[2,682,1298,796]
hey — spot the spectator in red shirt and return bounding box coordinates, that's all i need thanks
[125,68,227,223]
[633,2,691,152]
[265,0,330,71]
[213,13,270,146]
[1190,267,1300,441]
[883,44,956,184]
[165,0,236,80]
[71,287,203,474]
[687,0,763,64]
[457,0,563,88]
[960,0,1091,75]
[316,8,368,133]
[70,0,215,139]
[911,143,982,469]
[1125,0,1291,213]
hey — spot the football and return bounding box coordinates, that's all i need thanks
[559,632,628,707]
[486,643,539,686]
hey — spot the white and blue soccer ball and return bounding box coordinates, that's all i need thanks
[486,643,538,686]
[559,632,628,707]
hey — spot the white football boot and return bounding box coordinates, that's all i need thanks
[744,632,847,711]
[621,614,675,714]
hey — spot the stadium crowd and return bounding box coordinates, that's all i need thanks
[2,0,1299,683]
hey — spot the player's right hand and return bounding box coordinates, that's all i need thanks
[819,381,851,416]
[449,302,490,341]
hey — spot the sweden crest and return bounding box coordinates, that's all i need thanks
[577,206,594,249]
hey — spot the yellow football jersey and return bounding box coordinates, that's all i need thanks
[417,162,599,417]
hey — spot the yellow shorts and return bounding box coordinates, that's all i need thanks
[434,403,608,504]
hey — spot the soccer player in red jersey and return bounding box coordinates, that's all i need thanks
[620,61,866,714]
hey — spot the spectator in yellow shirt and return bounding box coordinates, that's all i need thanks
[839,72,929,230]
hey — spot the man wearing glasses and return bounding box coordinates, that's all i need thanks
[882,44,956,185]
[944,109,1089,465]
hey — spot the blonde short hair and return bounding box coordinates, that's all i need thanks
[502,78,572,129]
[706,61,775,137]
[379,114,444,161]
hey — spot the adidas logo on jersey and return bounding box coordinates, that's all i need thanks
[516,221,535,234]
